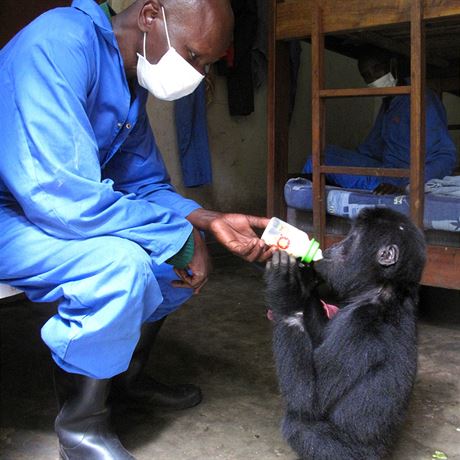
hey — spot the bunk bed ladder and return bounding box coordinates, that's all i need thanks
[311,0,426,248]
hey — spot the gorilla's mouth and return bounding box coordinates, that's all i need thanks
[320,300,340,319]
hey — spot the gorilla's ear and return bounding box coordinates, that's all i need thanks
[377,244,399,266]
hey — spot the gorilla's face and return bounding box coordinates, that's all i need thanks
[314,227,375,299]
[313,208,426,300]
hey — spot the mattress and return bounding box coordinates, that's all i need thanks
[285,177,460,233]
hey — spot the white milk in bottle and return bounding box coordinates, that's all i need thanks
[262,217,323,263]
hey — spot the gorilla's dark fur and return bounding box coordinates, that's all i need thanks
[265,208,426,460]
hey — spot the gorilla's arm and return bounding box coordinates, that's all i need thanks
[265,251,329,416]
[272,320,317,416]
[265,251,328,339]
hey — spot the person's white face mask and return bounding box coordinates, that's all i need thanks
[137,7,204,101]
[367,72,397,88]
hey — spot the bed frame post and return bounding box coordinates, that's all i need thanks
[267,0,290,219]
[311,1,326,248]
[410,0,426,228]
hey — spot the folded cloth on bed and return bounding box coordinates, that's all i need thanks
[285,177,460,233]
[425,176,460,196]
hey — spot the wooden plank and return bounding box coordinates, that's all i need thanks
[421,245,460,289]
[320,86,411,98]
[276,1,312,40]
[324,235,460,290]
[267,0,276,217]
[357,30,449,69]
[276,0,460,40]
[410,0,426,228]
[267,0,290,218]
[311,2,327,247]
[320,166,410,178]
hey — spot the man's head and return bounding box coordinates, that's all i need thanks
[357,49,396,87]
[114,0,233,81]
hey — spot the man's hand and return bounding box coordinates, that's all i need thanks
[172,228,211,294]
[209,213,273,262]
[373,183,405,195]
[187,209,273,263]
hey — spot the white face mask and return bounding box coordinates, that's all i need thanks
[137,7,204,101]
[367,72,397,88]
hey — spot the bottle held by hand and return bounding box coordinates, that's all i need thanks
[262,217,323,263]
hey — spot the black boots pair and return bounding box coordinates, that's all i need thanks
[111,318,202,410]
[54,319,202,459]
[54,367,135,460]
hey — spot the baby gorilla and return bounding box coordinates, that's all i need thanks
[265,208,426,460]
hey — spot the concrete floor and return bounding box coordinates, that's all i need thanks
[0,256,459,460]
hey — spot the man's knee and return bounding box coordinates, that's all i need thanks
[93,237,154,293]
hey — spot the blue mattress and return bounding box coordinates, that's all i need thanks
[285,178,460,233]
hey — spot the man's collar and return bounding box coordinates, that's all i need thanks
[71,0,115,44]
[99,1,113,23]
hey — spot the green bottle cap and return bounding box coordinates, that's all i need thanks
[301,238,320,264]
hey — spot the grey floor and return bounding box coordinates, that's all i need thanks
[1,257,459,460]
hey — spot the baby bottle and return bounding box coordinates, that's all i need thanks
[261,217,323,263]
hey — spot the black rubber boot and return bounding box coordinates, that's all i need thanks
[54,366,135,460]
[111,318,202,410]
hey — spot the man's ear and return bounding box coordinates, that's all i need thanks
[138,0,161,33]
[377,244,399,266]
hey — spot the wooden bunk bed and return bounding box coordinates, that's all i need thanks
[267,0,460,290]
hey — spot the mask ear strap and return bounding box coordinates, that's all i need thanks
[143,32,147,57]
[161,6,172,49]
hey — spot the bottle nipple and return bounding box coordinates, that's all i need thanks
[301,238,322,263]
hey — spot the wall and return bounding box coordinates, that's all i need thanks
[146,77,268,216]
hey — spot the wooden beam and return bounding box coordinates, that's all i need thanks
[276,0,460,40]
[311,2,327,247]
[320,86,411,98]
[320,166,410,178]
[267,0,277,217]
[267,0,290,218]
[410,0,426,228]
[354,31,449,69]
[421,245,460,289]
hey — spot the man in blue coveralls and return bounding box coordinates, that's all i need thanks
[303,50,458,194]
[0,0,272,458]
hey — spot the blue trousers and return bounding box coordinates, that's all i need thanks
[0,204,193,379]
[303,145,406,190]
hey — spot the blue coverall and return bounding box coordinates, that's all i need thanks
[0,0,199,379]
[303,92,458,190]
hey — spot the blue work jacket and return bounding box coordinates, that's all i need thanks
[356,90,458,183]
[0,0,200,265]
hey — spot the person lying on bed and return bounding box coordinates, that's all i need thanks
[303,50,458,195]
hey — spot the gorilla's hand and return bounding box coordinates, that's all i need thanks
[265,250,317,316]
